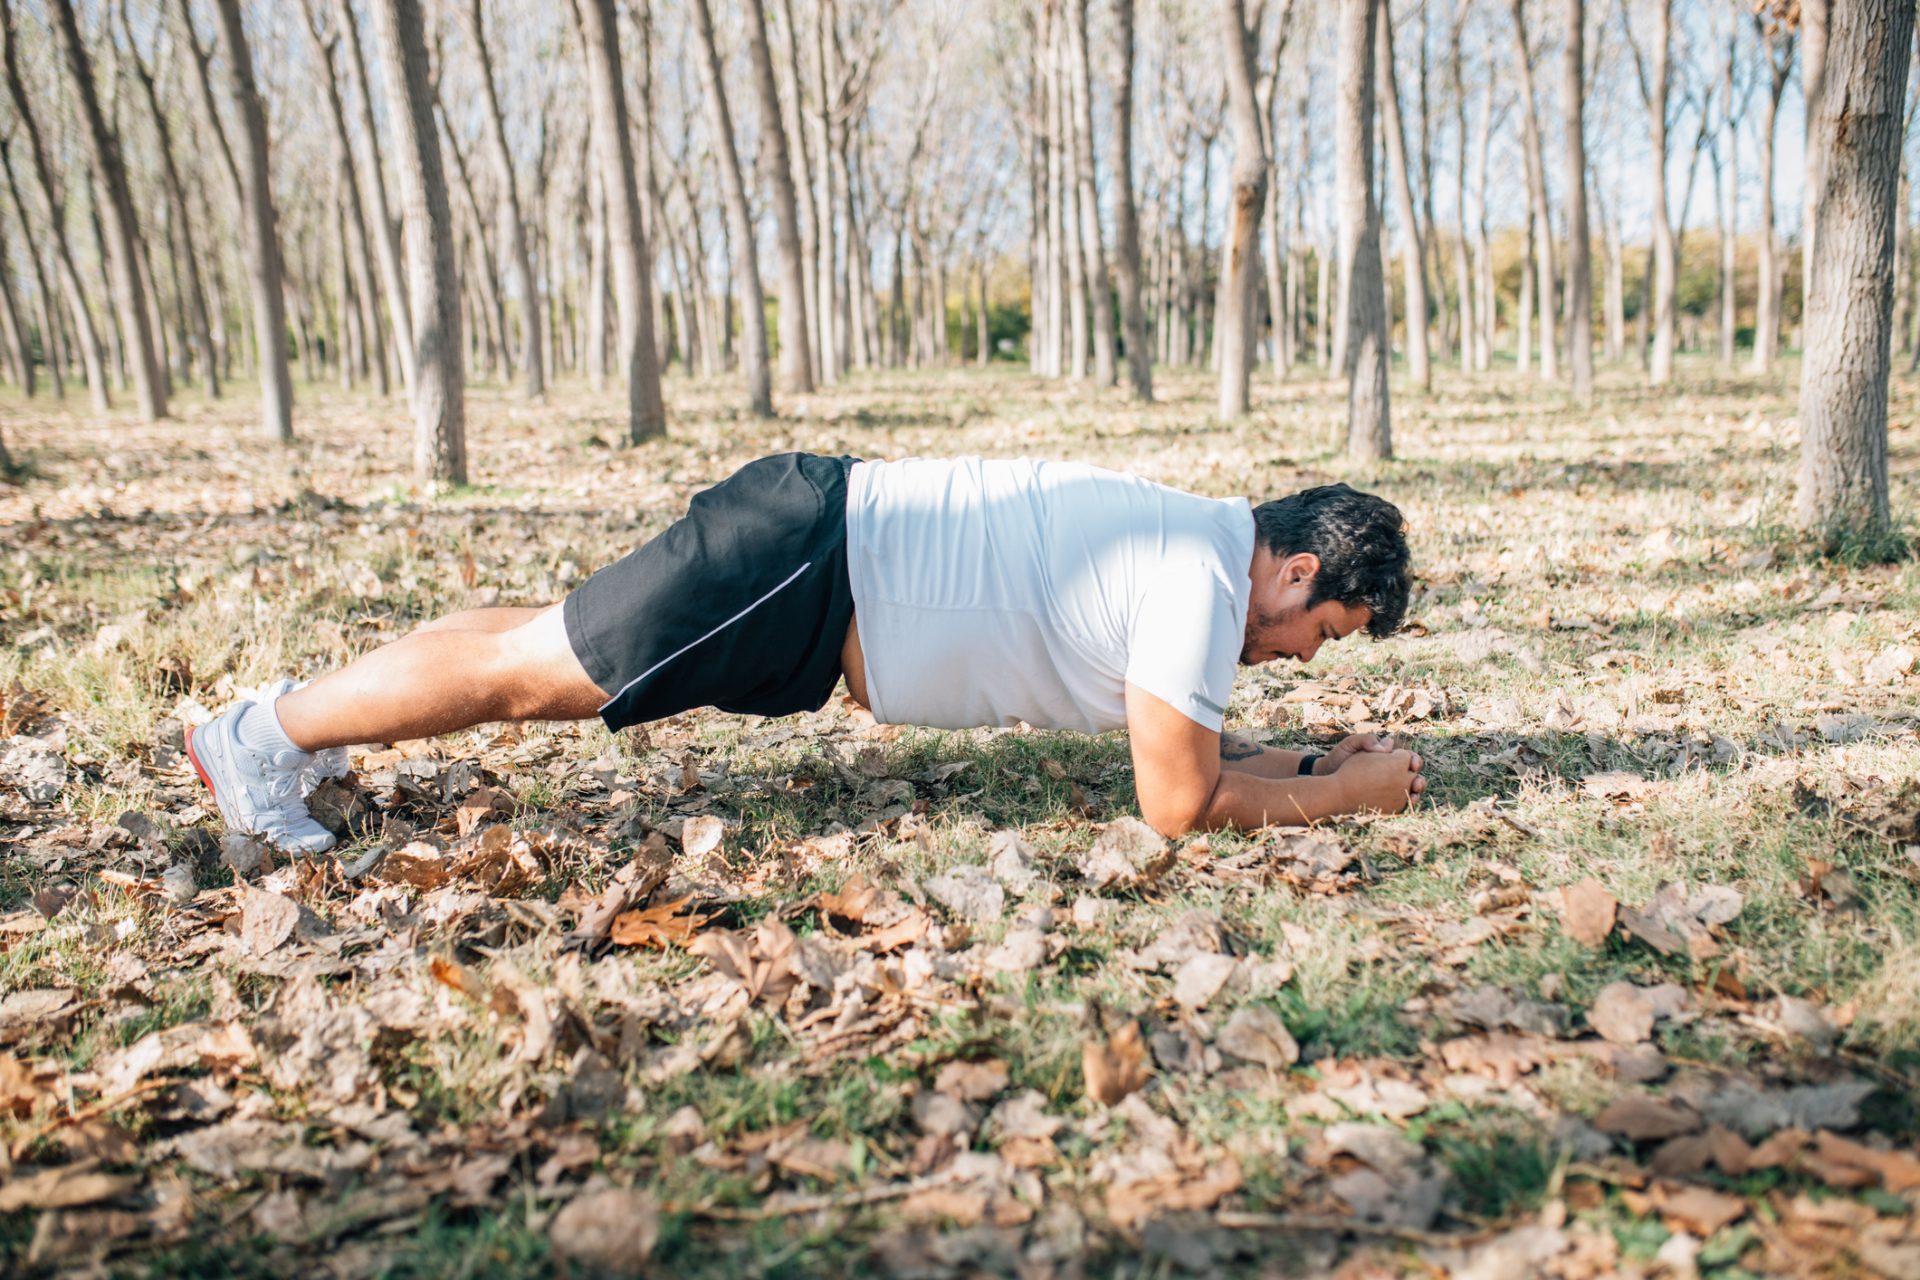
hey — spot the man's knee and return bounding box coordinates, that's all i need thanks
[490,606,605,720]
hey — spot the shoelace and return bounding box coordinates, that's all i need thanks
[254,748,317,806]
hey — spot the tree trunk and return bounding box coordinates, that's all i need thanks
[1749,17,1791,374]
[573,0,665,440]
[205,0,291,437]
[1339,0,1390,458]
[772,0,821,384]
[460,0,544,401]
[736,0,812,396]
[1509,0,1555,382]
[126,13,219,400]
[1107,0,1151,398]
[689,0,772,415]
[1043,3,1067,377]
[1377,0,1430,391]
[1472,52,1494,371]
[1802,0,1830,311]
[1216,0,1266,417]
[331,0,415,390]
[588,159,609,389]
[1066,0,1116,388]
[439,110,507,381]
[1797,0,1912,549]
[369,0,466,483]
[1449,0,1474,371]
[0,204,28,397]
[47,0,165,419]
[810,0,842,383]
[0,141,62,401]
[1563,0,1593,404]
[1627,0,1677,383]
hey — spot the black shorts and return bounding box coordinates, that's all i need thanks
[563,453,859,732]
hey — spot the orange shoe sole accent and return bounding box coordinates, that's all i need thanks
[183,725,217,798]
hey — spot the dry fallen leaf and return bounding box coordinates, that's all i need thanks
[1214,1005,1300,1069]
[548,1186,659,1275]
[1594,1095,1701,1140]
[1649,1180,1747,1236]
[1083,1019,1151,1106]
[1589,982,1656,1045]
[680,814,726,859]
[1810,1130,1920,1192]
[428,954,489,1002]
[1559,876,1618,947]
[0,1161,138,1212]
[609,895,716,949]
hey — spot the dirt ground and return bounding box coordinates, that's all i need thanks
[1,358,1918,1277]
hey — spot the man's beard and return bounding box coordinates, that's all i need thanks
[1240,601,1304,665]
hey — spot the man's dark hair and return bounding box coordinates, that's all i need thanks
[1251,483,1411,638]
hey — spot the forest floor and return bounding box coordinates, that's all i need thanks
[1,356,1918,1278]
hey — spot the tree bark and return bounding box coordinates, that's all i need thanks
[1449,0,1474,371]
[1108,0,1152,399]
[1066,0,1116,388]
[0,199,28,397]
[47,0,165,419]
[1508,0,1555,382]
[1471,50,1494,371]
[460,0,544,400]
[1377,0,1430,391]
[209,0,290,438]
[1796,0,1913,549]
[573,0,665,440]
[1216,0,1267,418]
[369,0,466,483]
[690,0,772,415]
[1802,0,1830,312]
[124,10,218,399]
[1338,0,1389,457]
[1749,17,1792,373]
[1563,0,1593,404]
[332,0,415,390]
[1623,0,1676,383]
[737,0,812,395]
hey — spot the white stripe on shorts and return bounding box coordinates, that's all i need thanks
[596,560,815,713]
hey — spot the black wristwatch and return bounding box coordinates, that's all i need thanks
[1298,754,1324,777]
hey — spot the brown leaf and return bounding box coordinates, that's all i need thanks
[934,1060,1010,1103]
[1077,817,1174,891]
[567,837,672,950]
[901,1186,989,1224]
[1649,1180,1747,1236]
[454,786,512,837]
[1593,1096,1701,1140]
[1105,1155,1243,1227]
[609,895,715,949]
[0,1052,47,1117]
[1811,1130,1920,1192]
[1589,982,1655,1045]
[548,1186,659,1275]
[240,887,300,954]
[375,841,451,891]
[1650,1134,1715,1177]
[1558,877,1618,947]
[680,814,725,859]
[0,1162,138,1212]
[1215,1005,1300,1069]
[428,955,489,1002]
[1083,1019,1151,1106]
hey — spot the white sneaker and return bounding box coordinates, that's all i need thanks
[261,679,350,794]
[185,701,338,855]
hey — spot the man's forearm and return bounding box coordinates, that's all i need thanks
[1199,768,1351,829]
[1218,731,1313,779]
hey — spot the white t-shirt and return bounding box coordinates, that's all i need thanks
[844,456,1254,733]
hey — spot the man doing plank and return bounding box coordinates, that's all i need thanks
[185,454,1423,854]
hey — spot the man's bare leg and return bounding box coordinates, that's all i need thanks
[273,602,610,752]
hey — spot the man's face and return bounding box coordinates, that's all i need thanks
[1241,553,1373,665]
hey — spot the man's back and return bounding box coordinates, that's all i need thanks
[846,456,1254,733]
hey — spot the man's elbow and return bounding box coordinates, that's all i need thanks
[1137,784,1220,840]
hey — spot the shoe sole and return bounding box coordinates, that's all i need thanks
[184,724,219,800]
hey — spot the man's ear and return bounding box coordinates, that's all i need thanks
[1281,551,1321,589]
